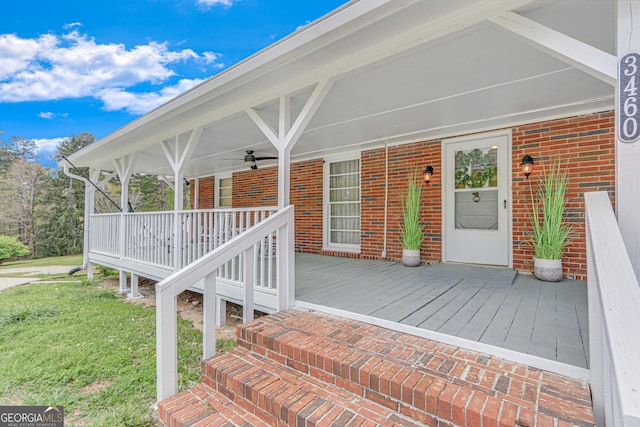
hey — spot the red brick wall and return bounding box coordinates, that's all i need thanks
[361,141,442,264]
[233,160,323,252]
[190,111,615,280]
[191,176,215,209]
[233,168,277,207]
[291,160,323,252]
[511,111,615,279]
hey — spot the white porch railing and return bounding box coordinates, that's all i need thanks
[89,207,277,280]
[585,191,640,426]
[125,211,174,267]
[90,213,121,256]
[155,205,294,400]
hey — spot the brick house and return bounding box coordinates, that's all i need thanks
[65,1,639,423]
[190,112,615,280]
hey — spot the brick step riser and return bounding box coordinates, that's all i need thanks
[202,348,426,426]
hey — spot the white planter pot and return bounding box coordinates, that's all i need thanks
[402,249,421,267]
[533,257,563,282]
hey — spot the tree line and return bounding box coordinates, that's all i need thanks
[0,131,178,260]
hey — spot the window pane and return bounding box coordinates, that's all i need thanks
[327,159,360,247]
[454,146,498,189]
[330,188,359,202]
[454,190,498,230]
[331,231,360,245]
[331,203,360,216]
[218,178,232,207]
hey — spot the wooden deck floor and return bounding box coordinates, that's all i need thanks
[294,253,589,369]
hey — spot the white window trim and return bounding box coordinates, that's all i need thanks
[322,153,361,253]
[215,173,233,209]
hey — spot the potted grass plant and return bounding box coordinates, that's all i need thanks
[529,159,572,281]
[400,169,424,266]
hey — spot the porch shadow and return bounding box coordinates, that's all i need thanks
[294,253,589,370]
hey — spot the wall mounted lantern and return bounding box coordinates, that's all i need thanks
[423,165,434,186]
[521,155,534,179]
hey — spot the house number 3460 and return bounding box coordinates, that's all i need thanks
[619,53,640,143]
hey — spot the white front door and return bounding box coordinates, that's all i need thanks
[443,132,511,266]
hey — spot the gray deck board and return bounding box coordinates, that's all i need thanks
[295,253,589,368]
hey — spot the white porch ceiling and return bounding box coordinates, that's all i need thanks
[67,0,615,178]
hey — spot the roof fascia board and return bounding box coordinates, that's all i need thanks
[490,11,616,86]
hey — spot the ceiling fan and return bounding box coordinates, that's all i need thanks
[243,150,277,170]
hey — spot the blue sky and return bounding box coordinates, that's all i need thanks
[1,0,347,167]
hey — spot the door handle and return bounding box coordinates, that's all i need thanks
[504,199,507,209]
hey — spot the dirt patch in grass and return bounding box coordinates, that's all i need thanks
[81,380,114,395]
[99,277,262,341]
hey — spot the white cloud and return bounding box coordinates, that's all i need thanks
[97,78,206,114]
[196,0,236,8]
[63,22,83,30]
[38,112,69,119]
[33,137,65,154]
[0,30,223,114]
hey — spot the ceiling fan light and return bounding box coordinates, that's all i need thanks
[244,150,257,168]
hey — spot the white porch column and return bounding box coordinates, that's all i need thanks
[247,80,334,311]
[616,1,640,280]
[161,128,202,270]
[114,154,136,293]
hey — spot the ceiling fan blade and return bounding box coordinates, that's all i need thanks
[254,156,278,161]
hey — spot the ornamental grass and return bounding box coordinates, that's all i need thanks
[400,169,424,250]
[529,159,572,260]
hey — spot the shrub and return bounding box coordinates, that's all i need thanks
[0,236,30,264]
[95,263,118,277]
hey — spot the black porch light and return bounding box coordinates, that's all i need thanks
[521,155,534,179]
[423,165,434,186]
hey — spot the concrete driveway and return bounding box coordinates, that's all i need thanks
[0,265,78,292]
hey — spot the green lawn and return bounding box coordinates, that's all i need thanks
[0,254,84,269]
[0,277,235,426]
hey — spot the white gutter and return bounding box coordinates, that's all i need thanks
[381,144,389,258]
[63,165,91,271]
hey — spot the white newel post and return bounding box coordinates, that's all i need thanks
[616,1,640,280]
[114,155,136,294]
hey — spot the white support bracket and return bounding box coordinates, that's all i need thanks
[246,79,334,207]
[114,154,137,212]
[490,12,617,86]
[157,175,176,191]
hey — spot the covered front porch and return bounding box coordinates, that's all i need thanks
[89,206,589,377]
[295,253,588,374]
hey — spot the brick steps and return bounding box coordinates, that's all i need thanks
[158,309,595,426]
[159,347,419,426]
[157,383,273,427]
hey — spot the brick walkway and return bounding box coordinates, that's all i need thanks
[158,309,595,426]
